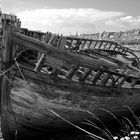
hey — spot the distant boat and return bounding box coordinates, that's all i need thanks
[1,12,140,140]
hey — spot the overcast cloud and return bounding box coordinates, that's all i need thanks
[1,0,140,35]
[105,16,140,31]
[17,8,125,35]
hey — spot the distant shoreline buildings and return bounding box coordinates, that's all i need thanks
[77,29,140,45]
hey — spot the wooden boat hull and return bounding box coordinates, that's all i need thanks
[1,12,140,140]
[3,66,140,139]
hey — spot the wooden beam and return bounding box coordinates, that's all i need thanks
[58,37,66,49]
[108,43,112,49]
[92,70,103,84]
[44,55,70,69]
[50,68,60,76]
[110,76,120,86]
[103,42,108,49]
[12,32,119,70]
[79,68,91,82]
[0,11,2,111]
[98,41,103,49]
[34,53,45,71]
[81,40,86,49]
[118,77,127,87]
[1,24,14,140]
[113,44,117,51]
[131,79,138,87]
[87,41,92,49]
[34,35,55,71]
[101,73,111,85]
[93,41,98,48]
[65,65,79,79]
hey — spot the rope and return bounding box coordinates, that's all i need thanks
[15,49,26,58]
[15,61,25,81]
[0,49,28,140]
[0,64,15,77]
[3,74,15,86]
[0,61,25,82]
[0,56,26,140]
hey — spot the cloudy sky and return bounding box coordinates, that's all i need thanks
[1,0,140,35]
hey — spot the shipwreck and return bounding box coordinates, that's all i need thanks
[0,12,140,140]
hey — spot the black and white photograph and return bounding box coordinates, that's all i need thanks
[0,0,140,140]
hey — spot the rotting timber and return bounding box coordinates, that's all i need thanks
[1,12,140,140]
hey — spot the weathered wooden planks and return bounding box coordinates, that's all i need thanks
[0,11,21,140]
[1,11,140,140]
[1,24,15,140]
[12,32,140,88]
[6,65,140,139]
[12,32,120,71]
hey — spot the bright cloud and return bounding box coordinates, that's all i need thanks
[105,16,140,30]
[17,8,124,35]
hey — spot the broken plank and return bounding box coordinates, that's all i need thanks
[12,32,119,70]
[79,68,92,82]
[65,65,79,79]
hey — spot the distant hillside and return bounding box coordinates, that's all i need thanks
[78,29,140,45]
